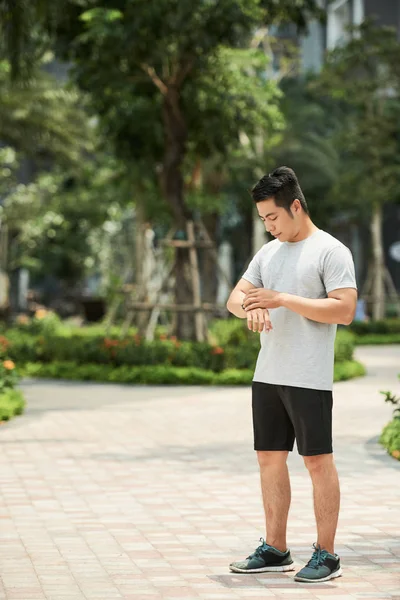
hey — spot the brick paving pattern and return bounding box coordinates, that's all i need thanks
[0,345,399,600]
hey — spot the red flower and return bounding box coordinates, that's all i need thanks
[159,334,167,341]
[0,336,9,349]
[104,338,119,348]
[211,346,224,355]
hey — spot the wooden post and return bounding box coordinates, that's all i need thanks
[186,221,204,342]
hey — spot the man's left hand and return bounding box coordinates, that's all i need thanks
[243,288,283,310]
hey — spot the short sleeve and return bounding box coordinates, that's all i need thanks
[323,245,357,294]
[242,252,263,288]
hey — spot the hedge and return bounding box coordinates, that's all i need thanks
[4,326,356,372]
[354,334,400,345]
[20,359,365,386]
[350,319,400,336]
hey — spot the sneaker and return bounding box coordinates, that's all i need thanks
[229,538,295,573]
[294,543,342,583]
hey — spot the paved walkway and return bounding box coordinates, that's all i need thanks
[0,346,399,600]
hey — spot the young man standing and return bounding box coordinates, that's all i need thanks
[226,166,357,583]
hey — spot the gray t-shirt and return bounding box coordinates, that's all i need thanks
[242,230,357,391]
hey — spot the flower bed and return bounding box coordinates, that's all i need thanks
[1,313,365,386]
[0,336,25,421]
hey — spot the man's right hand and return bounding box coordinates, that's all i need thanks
[246,308,273,333]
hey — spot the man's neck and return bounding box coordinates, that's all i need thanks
[288,219,319,243]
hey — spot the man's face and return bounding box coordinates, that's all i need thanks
[256,197,300,242]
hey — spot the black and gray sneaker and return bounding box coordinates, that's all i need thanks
[229,538,294,574]
[294,543,342,583]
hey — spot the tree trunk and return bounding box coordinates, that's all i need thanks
[134,201,149,335]
[370,203,385,320]
[201,213,218,304]
[161,86,196,340]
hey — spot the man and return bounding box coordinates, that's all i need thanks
[226,166,357,583]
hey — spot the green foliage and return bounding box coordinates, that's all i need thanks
[350,319,400,345]
[333,360,365,382]
[0,360,20,393]
[4,321,357,373]
[355,334,400,345]
[380,418,400,460]
[380,375,400,419]
[20,359,362,386]
[314,21,400,212]
[350,319,400,335]
[334,330,355,363]
[14,311,63,336]
[2,154,131,281]
[0,58,94,166]
[46,0,322,229]
[0,388,25,421]
[0,331,25,421]
[379,373,400,460]
[272,76,341,227]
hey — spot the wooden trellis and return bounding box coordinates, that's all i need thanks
[108,218,231,341]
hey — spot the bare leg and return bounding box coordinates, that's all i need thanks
[257,450,291,553]
[304,453,340,555]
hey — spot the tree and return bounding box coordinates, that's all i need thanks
[46,0,323,338]
[272,75,341,228]
[0,59,94,166]
[315,21,400,319]
[0,0,64,78]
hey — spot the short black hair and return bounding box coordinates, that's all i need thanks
[251,166,309,215]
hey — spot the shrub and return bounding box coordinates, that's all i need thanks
[350,318,400,335]
[0,359,20,392]
[380,419,400,460]
[379,375,400,460]
[14,310,63,336]
[333,360,365,381]
[334,330,355,363]
[0,343,25,422]
[0,389,25,421]
[4,320,356,372]
[213,369,253,385]
[354,334,400,345]
[20,360,364,386]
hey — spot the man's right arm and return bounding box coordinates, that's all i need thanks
[226,279,272,333]
[226,278,256,319]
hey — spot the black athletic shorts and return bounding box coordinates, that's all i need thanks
[252,381,333,456]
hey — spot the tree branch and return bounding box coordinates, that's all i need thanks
[171,59,194,87]
[141,63,168,95]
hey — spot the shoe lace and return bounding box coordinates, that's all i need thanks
[248,537,270,560]
[306,543,329,569]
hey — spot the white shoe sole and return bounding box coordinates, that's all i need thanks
[294,567,343,583]
[229,563,295,574]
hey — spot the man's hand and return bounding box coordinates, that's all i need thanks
[246,308,273,333]
[243,288,282,311]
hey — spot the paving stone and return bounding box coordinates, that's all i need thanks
[0,346,398,600]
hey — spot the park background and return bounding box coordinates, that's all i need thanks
[0,2,400,452]
[0,3,400,600]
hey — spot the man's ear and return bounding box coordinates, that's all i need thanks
[293,199,301,212]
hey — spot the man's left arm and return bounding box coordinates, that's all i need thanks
[279,288,357,325]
